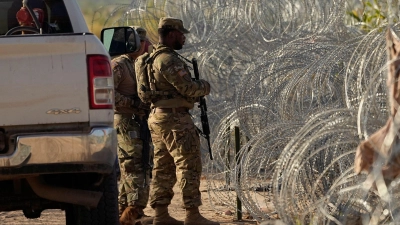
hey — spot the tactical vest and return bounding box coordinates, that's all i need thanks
[135,47,178,104]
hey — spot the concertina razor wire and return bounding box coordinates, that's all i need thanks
[90,0,400,224]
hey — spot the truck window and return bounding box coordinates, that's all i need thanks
[1,0,73,35]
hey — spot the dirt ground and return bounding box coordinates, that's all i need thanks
[0,178,262,225]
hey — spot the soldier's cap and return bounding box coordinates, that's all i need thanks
[158,17,190,34]
[130,26,147,41]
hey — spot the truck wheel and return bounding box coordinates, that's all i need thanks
[65,169,119,225]
[23,208,42,219]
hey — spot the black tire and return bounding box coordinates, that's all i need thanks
[65,169,119,225]
[23,209,42,219]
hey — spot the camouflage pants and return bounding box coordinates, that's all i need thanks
[148,111,202,208]
[114,114,151,212]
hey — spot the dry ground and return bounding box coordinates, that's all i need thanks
[0,179,264,225]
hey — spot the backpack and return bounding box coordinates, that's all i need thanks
[135,49,170,104]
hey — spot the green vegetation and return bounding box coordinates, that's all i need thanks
[346,0,398,33]
[77,0,124,37]
[77,0,164,41]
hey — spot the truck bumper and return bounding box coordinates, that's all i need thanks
[0,127,116,176]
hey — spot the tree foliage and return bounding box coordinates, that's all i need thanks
[346,0,398,33]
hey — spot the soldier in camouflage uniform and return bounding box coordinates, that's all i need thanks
[147,17,220,225]
[112,26,153,225]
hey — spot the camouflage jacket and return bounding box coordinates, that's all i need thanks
[151,44,210,109]
[112,54,149,116]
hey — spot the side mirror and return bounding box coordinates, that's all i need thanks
[100,27,141,57]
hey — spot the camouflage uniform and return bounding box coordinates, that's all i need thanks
[148,44,210,209]
[112,53,151,213]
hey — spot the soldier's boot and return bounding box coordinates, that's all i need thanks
[184,207,220,225]
[120,206,145,225]
[153,204,184,225]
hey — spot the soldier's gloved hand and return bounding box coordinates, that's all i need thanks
[197,80,211,95]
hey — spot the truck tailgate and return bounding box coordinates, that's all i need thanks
[0,34,89,126]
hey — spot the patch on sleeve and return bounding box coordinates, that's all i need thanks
[178,69,188,77]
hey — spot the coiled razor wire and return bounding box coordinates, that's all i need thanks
[236,36,361,137]
[273,109,360,224]
[345,24,400,139]
[89,0,400,224]
[235,122,305,221]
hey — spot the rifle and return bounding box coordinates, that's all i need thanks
[139,114,153,187]
[191,58,213,160]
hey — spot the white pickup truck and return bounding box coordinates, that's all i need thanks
[0,0,140,224]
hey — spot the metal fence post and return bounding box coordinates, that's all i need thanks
[235,126,242,221]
